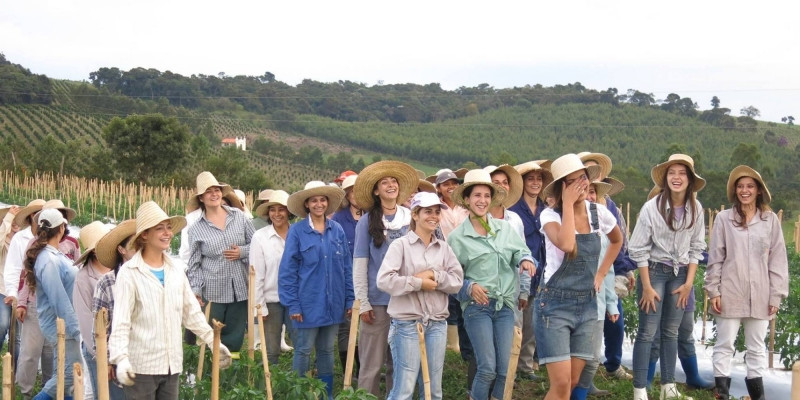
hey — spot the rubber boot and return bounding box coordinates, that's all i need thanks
[588,382,611,397]
[447,324,461,353]
[680,355,714,390]
[745,377,765,400]
[32,393,54,400]
[660,383,693,400]
[633,387,649,400]
[319,375,334,400]
[647,360,657,389]
[570,386,589,400]
[714,376,731,399]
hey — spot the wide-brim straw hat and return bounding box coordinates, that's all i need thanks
[533,159,553,170]
[287,181,345,218]
[14,199,46,228]
[590,181,613,201]
[74,221,111,266]
[129,201,186,251]
[452,169,507,209]
[185,171,238,213]
[95,219,137,268]
[650,154,706,192]
[483,164,523,208]
[415,169,426,180]
[42,199,77,222]
[354,161,419,211]
[648,185,662,200]
[418,179,436,194]
[253,189,274,210]
[578,152,613,178]
[604,177,626,196]
[255,190,290,217]
[727,165,771,204]
[515,161,555,198]
[541,154,602,199]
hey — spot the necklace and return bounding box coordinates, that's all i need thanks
[381,204,397,212]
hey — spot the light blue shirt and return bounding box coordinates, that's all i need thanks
[35,245,80,343]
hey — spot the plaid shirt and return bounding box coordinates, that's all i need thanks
[187,206,254,303]
[91,271,116,357]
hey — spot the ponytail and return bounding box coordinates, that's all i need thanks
[23,221,63,294]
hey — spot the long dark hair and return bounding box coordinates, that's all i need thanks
[367,192,387,248]
[731,177,770,228]
[23,221,63,293]
[657,165,698,231]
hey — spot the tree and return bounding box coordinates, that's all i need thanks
[739,106,760,118]
[782,116,795,125]
[729,142,761,170]
[102,113,190,184]
[205,146,272,192]
[711,96,721,109]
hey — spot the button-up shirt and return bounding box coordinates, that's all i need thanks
[705,209,788,320]
[377,231,463,324]
[4,226,34,297]
[35,245,80,343]
[92,271,116,357]
[109,252,213,374]
[438,205,469,239]
[250,224,286,317]
[447,217,533,311]
[187,205,254,303]
[628,196,706,269]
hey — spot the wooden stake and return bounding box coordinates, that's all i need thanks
[211,319,225,400]
[791,361,800,400]
[196,302,213,383]
[769,316,777,369]
[248,265,255,360]
[417,322,431,400]
[95,308,110,400]
[8,298,17,373]
[57,318,66,400]
[255,304,273,400]
[701,291,709,343]
[343,299,361,390]
[2,353,12,400]
[503,326,523,399]
[626,202,631,238]
[73,363,84,400]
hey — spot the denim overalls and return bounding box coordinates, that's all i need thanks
[534,203,601,364]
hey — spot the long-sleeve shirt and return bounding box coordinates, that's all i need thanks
[278,217,354,329]
[497,209,531,298]
[4,226,34,297]
[628,196,706,269]
[187,205,254,303]
[178,209,202,264]
[0,211,16,293]
[250,224,286,317]
[92,271,116,357]
[377,231,463,323]
[509,197,547,294]
[109,251,213,374]
[35,245,80,344]
[330,208,359,258]
[447,217,533,311]
[72,262,105,356]
[353,212,409,312]
[18,237,80,310]
[438,205,469,239]
[705,209,788,320]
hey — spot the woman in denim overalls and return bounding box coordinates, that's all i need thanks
[535,154,623,400]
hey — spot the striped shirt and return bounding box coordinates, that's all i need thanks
[628,196,706,269]
[91,271,116,358]
[187,206,254,303]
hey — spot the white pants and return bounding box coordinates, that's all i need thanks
[712,316,769,379]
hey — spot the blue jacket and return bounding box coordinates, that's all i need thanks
[278,217,354,329]
[35,245,80,343]
[509,197,546,294]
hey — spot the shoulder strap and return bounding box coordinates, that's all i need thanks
[589,203,599,231]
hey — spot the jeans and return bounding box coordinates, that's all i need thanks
[603,298,625,373]
[292,324,337,378]
[577,320,605,389]
[648,303,697,363]
[263,302,290,365]
[463,299,515,400]
[82,342,99,399]
[517,295,537,374]
[533,288,596,365]
[632,264,687,388]
[0,294,10,351]
[39,338,81,397]
[387,319,447,400]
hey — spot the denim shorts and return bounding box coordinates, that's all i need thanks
[534,287,597,364]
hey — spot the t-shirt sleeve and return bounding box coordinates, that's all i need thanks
[353,214,370,259]
[539,208,560,234]
[596,204,617,235]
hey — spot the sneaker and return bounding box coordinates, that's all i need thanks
[517,371,543,381]
[608,366,632,380]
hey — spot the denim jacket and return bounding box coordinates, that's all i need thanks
[35,245,80,343]
[278,217,354,329]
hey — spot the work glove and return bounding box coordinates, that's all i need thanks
[116,358,136,386]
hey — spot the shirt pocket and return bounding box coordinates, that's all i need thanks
[299,240,319,268]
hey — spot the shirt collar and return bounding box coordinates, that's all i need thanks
[406,230,439,246]
[462,215,502,238]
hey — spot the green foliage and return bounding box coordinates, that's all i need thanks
[0,53,53,104]
[206,146,273,193]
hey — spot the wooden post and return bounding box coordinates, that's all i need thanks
[196,302,213,382]
[795,216,800,253]
[625,202,630,238]
[8,298,16,398]
[2,353,12,400]
[769,316,777,368]
[503,326,523,399]
[73,363,84,400]
[255,305,273,400]
[417,323,431,400]
[708,208,714,235]
[343,299,361,390]
[95,308,110,400]
[792,361,800,400]
[701,291,709,343]
[211,319,225,400]
[248,265,255,360]
[778,209,784,223]
[57,318,66,400]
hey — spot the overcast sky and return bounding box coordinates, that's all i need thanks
[2,0,798,122]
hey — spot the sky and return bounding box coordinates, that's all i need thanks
[2,0,798,122]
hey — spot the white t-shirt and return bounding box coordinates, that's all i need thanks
[539,200,617,284]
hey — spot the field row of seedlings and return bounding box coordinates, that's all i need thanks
[0,104,107,150]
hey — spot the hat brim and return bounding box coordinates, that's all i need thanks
[541,164,601,200]
[287,186,345,218]
[186,185,240,213]
[354,161,419,211]
[128,216,187,252]
[452,181,507,210]
[579,153,613,178]
[95,220,137,268]
[14,204,44,229]
[651,160,706,192]
[604,177,626,196]
[487,165,523,209]
[418,180,436,194]
[727,165,771,204]
[590,181,613,200]
[255,201,291,218]
[647,185,662,201]
[73,248,97,267]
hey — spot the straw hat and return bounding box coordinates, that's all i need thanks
[129,201,186,251]
[727,165,771,204]
[650,154,706,192]
[451,169,507,209]
[417,179,436,194]
[541,154,602,199]
[354,161,419,211]
[234,189,248,210]
[589,181,613,201]
[0,206,13,222]
[515,161,555,197]
[185,171,237,212]
[415,169,426,180]
[287,181,345,218]
[647,185,662,200]
[483,164,523,208]
[604,177,626,197]
[578,152,613,178]
[253,189,274,210]
[533,159,553,170]
[74,221,111,266]
[255,190,290,217]
[14,199,46,228]
[95,219,137,268]
[341,175,358,191]
[41,199,77,222]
